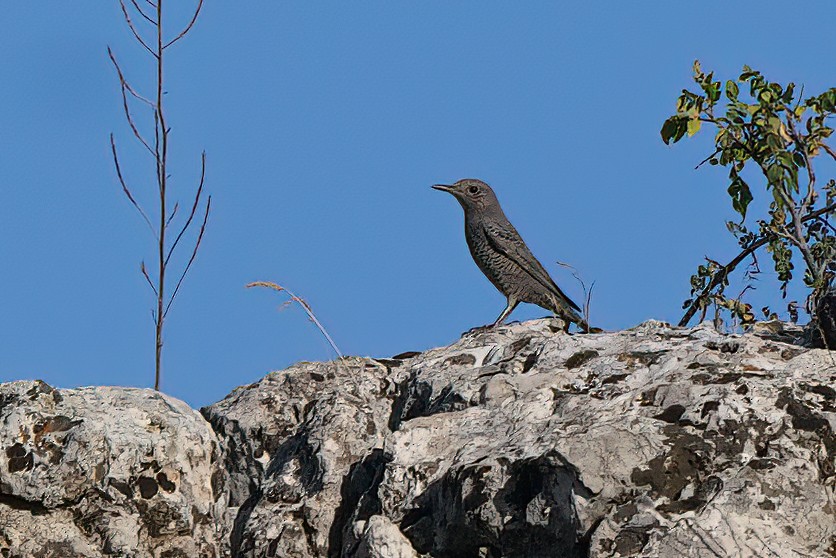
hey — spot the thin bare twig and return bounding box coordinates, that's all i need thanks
[737,284,754,300]
[163,0,204,49]
[117,79,155,156]
[140,261,158,296]
[106,48,155,107]
[246,281,345,360]
[694,149,721,170]
[109,52,155,157]
[165,202,179,228]
[555,260,595,332]
[163,196,211,318]
[817,215,836,235]
[118,0,156,57]
[165,152,205,266]
[584,281,596,331]
[110,134,157,237]
[128,0,156,25]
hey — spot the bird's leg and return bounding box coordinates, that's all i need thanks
[493,299,520,327]
[463,299,520,336]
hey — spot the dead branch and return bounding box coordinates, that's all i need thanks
[109,51,155,157]
[110,134,156,236]
[106,47,154,107]
[165,202,179,228]
[164,0,204,49]
[111,0,211,391]
[164,196,211,318]
[165,152,205,266]
[555,260,596,332]
[118,0,156,57]
[584,281,595,332]
[128,0,156,25]
[140,261,158,296]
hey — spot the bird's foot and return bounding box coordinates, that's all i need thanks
[462,324,494,337]
[462,320,521,337]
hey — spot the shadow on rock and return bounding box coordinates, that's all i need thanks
[401,452,592,558]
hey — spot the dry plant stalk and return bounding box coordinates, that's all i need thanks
[556,261,596,333]
[246,282,345,360]
[110,0,210,390]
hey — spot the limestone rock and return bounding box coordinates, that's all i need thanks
[0,381,228,557]
[353,515,418,558]
[201,359,396,557]
[205,319,835,557]
[2,319,835,557]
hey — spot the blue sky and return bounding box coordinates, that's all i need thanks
[2,2,834,408]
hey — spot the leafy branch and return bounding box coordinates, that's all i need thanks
[662,62,836,343]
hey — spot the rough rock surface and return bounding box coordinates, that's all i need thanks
[2,319,835,557]
[0,382,227,557]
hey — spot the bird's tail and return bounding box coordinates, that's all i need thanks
[553,297,600,333]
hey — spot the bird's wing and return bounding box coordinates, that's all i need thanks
[483,221,582,312]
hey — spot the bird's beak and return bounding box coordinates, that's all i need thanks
[432,184,455,193]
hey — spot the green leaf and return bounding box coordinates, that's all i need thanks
[792,151,806,168]
[726,80,739,101]
[708,82,721,102]
[661,117,678,144]
[782,82,795,103]
[739,66,757,81]
[687,118,702,137]
[777,151,794,171]
[766,163,783,185]
[728,174,753,220]
[661,115,690,144]
[673,118,688,143]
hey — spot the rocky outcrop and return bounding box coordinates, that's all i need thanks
[2,319,835,557]
[0,382,227,557]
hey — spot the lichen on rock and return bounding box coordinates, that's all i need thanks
[0,381,228,557]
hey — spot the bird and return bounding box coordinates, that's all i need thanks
[432,178,592,332]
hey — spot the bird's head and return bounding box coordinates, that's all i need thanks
[432,178,499,213]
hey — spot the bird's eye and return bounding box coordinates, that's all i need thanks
[468,185,479,194]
